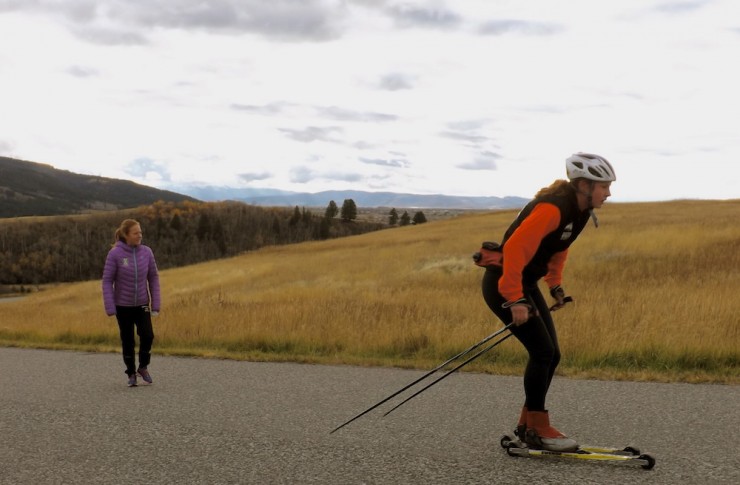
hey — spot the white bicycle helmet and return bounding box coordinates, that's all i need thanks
[566,152,616,182]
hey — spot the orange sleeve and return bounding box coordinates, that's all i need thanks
[499,203,561,302]
[544,249,568,289]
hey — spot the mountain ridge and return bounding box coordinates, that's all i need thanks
[168,185,529,210]
[0,156,528,218]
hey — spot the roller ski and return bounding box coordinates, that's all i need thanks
[500,432,656,470]
[500,409,655,469]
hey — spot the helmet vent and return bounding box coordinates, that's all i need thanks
[588,167,603,177]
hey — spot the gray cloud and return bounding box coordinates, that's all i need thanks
[457,151,501,170]
[278,126,344,143]
[378,72,415,91]
[367,172,393,184]
[447,119,489,131]
[315,106,398,122]
[653,1,711,14]
[125,157,171,181]
[352,140,378,150]
[289,165,363,184]
[0,1,149,45]
[238,171,271,182]
[135,0,346,41]
[387,4,462,29]
[290,166,314,183]
[231,101,295,115]
[439,130,491,144]
[359,157,408,168]
[324,171,364,182]
[232,103,397,123]
[1,0,347,45]
[440,118,500,146]
[72,26,149,45]
[66,65,99,78]
[478,19,563,36]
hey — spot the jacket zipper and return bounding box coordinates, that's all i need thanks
[132,246,139,306]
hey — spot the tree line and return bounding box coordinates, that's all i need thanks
[0,199,401,287]
[322,200,427,226]
[387,207,427,226]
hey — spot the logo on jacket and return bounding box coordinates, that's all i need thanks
[561,223,573,240]
[122,258,129,266]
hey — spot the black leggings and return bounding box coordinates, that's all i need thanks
[481,268,561,412]
[115,305,154,376]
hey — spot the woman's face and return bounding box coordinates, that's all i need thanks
[124,224,143,246]
[589,182,612,208]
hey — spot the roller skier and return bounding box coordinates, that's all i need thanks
[331,152,655,468]
[481,152,616,452]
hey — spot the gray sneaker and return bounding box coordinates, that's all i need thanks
[127,374,138,387]
[137,368,153,384]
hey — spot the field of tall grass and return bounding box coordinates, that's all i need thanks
[1,200,738,383]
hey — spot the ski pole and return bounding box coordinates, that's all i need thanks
[383,330,513,417]
[330,323,514,434]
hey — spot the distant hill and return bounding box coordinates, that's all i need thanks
[169,185,529,210]
[0,156,198,217]
[0,155,528,219]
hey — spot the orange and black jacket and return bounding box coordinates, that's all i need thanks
[498,186,590,304]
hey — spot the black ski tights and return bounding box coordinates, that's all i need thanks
[481,268,561,412]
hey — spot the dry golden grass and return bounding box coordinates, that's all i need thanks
[1,200,738,383]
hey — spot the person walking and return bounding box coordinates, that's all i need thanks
[102,219,161,387]
[481,153,616,451]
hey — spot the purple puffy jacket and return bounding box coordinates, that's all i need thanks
[102,241,161,316]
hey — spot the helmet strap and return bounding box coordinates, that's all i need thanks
[572,179,599,228]
[589,209,599,228]
[586,181,599,227]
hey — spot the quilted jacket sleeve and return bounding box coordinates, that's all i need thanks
[147,248,161,312]
[101,249,118,316]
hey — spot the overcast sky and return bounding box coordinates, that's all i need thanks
[1,0,739,202]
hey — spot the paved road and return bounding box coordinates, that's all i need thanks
[1,347,738,484]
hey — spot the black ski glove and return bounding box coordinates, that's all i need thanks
[549,285,573,312]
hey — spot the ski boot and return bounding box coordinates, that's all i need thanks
[525,410,578,452]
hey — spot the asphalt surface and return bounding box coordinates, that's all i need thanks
[1,347,738,484]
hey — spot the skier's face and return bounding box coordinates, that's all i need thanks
[590,182,612,209]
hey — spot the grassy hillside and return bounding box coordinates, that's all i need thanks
[1,199,738,383]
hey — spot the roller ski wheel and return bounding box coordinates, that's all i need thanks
[500,433,521,450]
[623,445,641,456]
[638,453,657,470]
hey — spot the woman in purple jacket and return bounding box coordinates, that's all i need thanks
[102,219,161,387]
